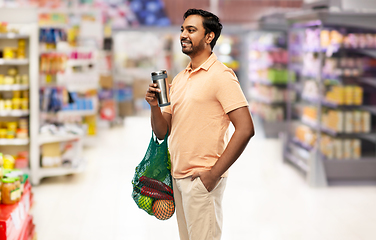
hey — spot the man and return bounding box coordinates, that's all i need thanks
[145,8,254,240]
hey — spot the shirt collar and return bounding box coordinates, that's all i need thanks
[185,52,217,73]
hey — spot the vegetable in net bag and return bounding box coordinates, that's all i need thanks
[132,130,175,220]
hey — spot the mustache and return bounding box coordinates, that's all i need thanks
[181,38,191,43]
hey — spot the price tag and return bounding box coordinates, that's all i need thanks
[24,193,30,212]
[11,207,21,230]
[19,202,26,221]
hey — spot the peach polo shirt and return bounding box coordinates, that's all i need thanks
[163,53,248,179]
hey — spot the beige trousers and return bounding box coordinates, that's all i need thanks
[173,177,227,240]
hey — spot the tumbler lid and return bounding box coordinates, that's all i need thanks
[151,70,167,76]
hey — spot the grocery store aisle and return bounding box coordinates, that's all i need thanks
[31,116,376,240]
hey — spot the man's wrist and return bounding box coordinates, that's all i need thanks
[210,166,222,179]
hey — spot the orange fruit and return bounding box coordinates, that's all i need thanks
[152,199,175,220]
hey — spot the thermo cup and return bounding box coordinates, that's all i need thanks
[151,70,170,107]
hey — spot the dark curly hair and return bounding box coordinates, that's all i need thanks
[183,9,222,50]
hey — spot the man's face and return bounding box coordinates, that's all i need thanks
[180,15,208,56]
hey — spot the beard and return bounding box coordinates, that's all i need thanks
[181,37,206,56]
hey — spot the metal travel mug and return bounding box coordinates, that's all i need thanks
[151,70,170,107]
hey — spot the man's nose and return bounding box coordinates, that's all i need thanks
[180,29,187,39]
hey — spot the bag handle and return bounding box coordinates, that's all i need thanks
[153,126,169,144]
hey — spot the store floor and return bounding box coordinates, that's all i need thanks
[31,116,376,240]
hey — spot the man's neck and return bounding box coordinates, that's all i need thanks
[189,51,212,70]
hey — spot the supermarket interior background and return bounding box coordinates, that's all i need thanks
[1,0,376,239]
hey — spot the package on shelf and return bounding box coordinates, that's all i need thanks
[0,155,29,205]
[325,85,363,105]
[41,139,80,168]
[302,106,317,122]
[0,118,28,139]
[39,28,68,51]
[40,53,67,75]
[0,67,29,85]
[304,28,376,51]
[248,49,288,65]
[100,99,117,120]
[295,125,316,148]
[41,142,61,168]
[321,110,371,133]
[302,52,321,77]
[62,97,94,111]
[323,57,365,77]
[0,22,7,33]
[99,74,113,89]
[1,39,27,60]
[249,32,286,50]
[250,102,284,122]
[322,110,344,133]
[320,29,343,48]
[320,134,361,160]
[14,151,28,170]
[0,152,27,171]
[302,80,319,100]
[83,115,96,136]
[0,90,29,111]
[251,84,296,103]
[39,12,69,26]
[61,140,81,168]
[267,69,294,83]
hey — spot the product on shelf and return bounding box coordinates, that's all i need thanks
[39,28,68,51]
[38,13,69,26]
[0,22,7,33]
[84,115,96,136]
[0,67,29,86]
[1,177,18,205]
[320,134,361,160]
[0,119,29,139]
[1,39,27,60]
[324,85,363,105]
[250,84,296,103]
[323,110,371,133]
[302,28,376,51]
[41,142,61,168]
[249,102,284,122]
[301,106,371,134]
[248,30,294,128]
[40,53,67,74]
[295,125,316,148]
[41,139,80,168]
[3,155,15,169]
[0,161,28,205]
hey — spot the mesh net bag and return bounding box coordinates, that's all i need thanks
[132,130,175,220]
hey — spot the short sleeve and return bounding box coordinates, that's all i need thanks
[216,69,248,114]
[162,105,172,114]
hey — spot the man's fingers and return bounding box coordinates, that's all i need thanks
[191,172,200,181]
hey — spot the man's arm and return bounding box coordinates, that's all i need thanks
[191,106,254,191]
[151,106,171,140]
[146,83,171,140]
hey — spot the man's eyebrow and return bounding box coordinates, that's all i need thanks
[181,25,198,30]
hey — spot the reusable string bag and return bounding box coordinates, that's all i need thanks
[132,129,175,220]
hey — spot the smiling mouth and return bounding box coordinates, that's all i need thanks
[181,41,191,47]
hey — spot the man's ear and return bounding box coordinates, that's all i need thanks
[206,32,215,44]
